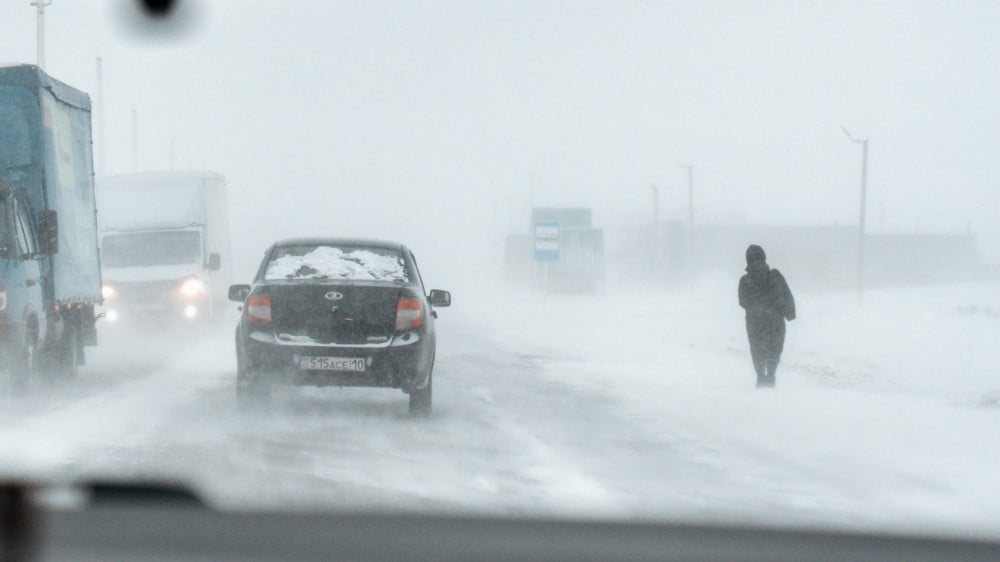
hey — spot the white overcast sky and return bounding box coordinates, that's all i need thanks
[1,1,998,276]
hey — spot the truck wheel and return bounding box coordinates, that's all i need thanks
[408,371,433,417]
[52,327,79,380]
[0,323,37,394]
[10,330,35,394]
[3,333,31,395]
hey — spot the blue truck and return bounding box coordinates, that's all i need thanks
[0,65,102,384]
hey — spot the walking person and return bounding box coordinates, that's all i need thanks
[738,245,795,387]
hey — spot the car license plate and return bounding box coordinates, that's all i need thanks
[300,356,366,371]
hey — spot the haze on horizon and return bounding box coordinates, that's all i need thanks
[0,0,997,283]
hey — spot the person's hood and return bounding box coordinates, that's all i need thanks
[746,244,766,265]
[745,244,769,273]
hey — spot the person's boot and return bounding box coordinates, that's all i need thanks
[765,362,778,387]
[756,375,766,388]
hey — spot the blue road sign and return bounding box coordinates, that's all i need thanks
[534,221,560,262]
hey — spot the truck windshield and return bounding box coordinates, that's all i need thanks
[102,231,202,268]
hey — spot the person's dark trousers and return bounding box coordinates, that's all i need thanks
[750,345,780,388]
[750,344,767,387]
[747,314,784,388]
[765,360,778,387]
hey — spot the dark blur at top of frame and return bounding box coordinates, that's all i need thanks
[114,0,204,43]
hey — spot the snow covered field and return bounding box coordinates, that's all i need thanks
[0,279,998,540]
[477,277,1000,532]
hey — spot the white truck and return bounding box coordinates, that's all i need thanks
[96,171,232,324]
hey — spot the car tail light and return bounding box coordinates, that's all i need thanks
[246,294,272,328]
[395,297,424,331]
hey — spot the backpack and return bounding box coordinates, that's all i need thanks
[770,270,796,321]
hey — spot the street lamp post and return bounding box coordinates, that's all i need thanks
[648,184,659,229]
[96,56,106,176]
[842,126,869,303]
[679,164,694,228]
[678,164,695,283]
[30,0,52,70]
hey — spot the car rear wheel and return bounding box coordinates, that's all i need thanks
[236,340,270,405]
[237,377,270,404]
[408,370,433,416]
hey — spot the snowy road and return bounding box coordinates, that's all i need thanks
[1,280,999,540]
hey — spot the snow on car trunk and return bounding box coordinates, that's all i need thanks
[265,245,408,282]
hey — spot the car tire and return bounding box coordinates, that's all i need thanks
[237,378,267,405]
[236,340,270,405]
[235,341,254,400]
[408,370,433,417]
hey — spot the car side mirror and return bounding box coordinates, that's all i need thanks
[429,289,451,307]
[37,209,58,254]
[207,252,221,271]
[228,284,251,302]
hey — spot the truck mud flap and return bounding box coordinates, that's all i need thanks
[81,305,98,346]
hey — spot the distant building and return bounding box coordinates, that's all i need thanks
[503,207,605,293]
[611,223,980,289]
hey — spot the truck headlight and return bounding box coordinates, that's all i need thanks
[102,285,115,300]
[180,278,205,297]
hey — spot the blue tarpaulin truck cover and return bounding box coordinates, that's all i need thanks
[0,64,102,306]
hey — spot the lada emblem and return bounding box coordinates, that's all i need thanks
[324,291,344,301]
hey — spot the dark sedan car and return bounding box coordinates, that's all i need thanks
[228,238,450,415]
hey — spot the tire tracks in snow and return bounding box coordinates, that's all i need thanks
[0,328,235,482]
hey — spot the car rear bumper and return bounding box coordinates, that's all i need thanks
[244,330,431,391]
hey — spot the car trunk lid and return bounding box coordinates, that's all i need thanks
[268,283,402,345]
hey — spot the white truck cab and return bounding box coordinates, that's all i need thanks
[97,171,232,324]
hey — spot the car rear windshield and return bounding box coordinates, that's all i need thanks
[264,244,409,282]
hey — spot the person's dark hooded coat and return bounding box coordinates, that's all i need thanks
[738,245,795,367]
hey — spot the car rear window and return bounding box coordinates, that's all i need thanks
[264,244,409,282]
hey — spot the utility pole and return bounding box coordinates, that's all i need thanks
[842,126,869,303]
[96,56,106,176]
[678,163,695,282]
[529,169,537,206]
[648,184,659,229]
[30,0,52,70]
[679,164,694,228]
[131,105,138,173]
